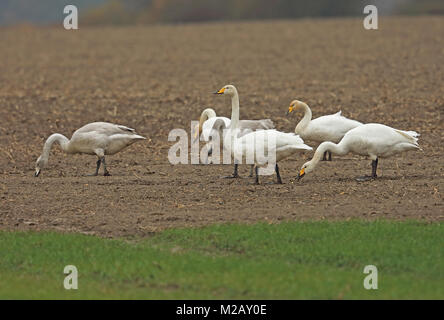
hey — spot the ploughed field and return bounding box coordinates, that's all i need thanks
[0,17,443,238]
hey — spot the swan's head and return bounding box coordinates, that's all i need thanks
[214,85,237,97]
[34,155,47,177]
[297,160,316,181]
[286,100,304,115]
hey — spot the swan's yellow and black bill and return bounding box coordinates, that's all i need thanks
[214,88,225,94]
[286,105,294,115]
[297,168,305,180]
[34,168,41,177]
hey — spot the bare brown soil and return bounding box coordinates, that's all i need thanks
[0,17,443,238]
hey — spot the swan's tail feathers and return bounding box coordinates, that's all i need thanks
[287,134,306,145]
[334,110,342,116]
[118,125,136,133]
[288,134,313,151]
[296,143,313,151]
[132,134,147,141]
[404,130,420,138]
[395,129,420,145]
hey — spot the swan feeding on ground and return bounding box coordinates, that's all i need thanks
[287,100,362,161]
[215,85,312,184]
[297,123,420,182]
[34,122,146,177]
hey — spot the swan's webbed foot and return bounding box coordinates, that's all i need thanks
[222,174,239,179]
[356,175,376,182]
[223,164,240,179]
[87,173,99,177]
[357,159,378,181]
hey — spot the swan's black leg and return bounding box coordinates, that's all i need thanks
[356,158,378,182]
[253,165,259,185]
[371,158,378,179]
[232,163,239,178]
[223,163,239,179]
[102,157,111,176]
[249,165,254,177]
[322,151,328,161]
[88,159,101,176]
[275,163,283,184]
[328,151,332,161]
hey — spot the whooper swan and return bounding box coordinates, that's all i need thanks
[195,106,274,176]
[35,122,146,177]
[287,100,362,161]
[215,85,312,184]
[297,123,420,182]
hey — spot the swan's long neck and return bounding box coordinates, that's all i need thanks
[295,102,312,133]
[310,141,349,168]
[40,134,70,160]
[199,108,217,131]
[230,90,240,131]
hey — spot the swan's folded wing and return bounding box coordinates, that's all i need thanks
[240,119,275,130]
[237,119,275,138]
[75,122,138,136]
[117,125,136,133]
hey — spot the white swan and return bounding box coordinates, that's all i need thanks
[194,107,275,142]
[194,107,275,175]
[287,100,362,161]
[215,85,312,184]
[297,123,420,182]
[35,122,146,177]
[193,108,230,142]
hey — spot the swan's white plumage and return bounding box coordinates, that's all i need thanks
[289,100,362,143]
[232,130,312,165]
[35,122,146,176]
[299,123,421,178]
[341,124,420,159]
[196,108,275,142]
[215,85,312,183]
[67,122,145,155]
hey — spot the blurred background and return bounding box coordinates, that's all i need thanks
[1,0,443,26]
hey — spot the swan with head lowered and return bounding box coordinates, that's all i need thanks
[35,122,146,177]
[287,100,362,161]
[215,85,312,184]
[297,123,420,182]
